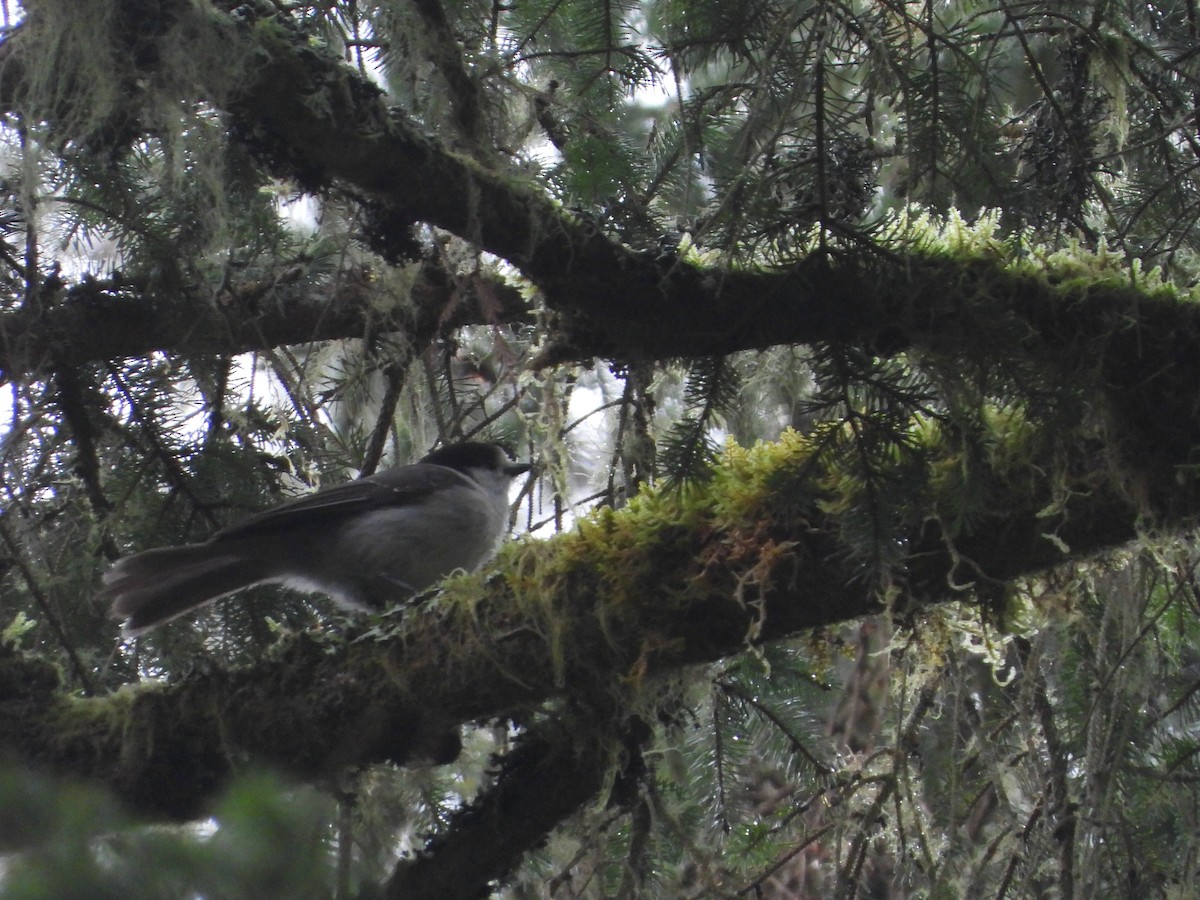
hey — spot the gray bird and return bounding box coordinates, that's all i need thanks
[102,442,532,635]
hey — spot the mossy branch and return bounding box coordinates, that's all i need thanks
[0,261,528,381]
[0,422,1171,825]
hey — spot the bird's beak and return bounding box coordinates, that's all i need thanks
[506,461,533,477]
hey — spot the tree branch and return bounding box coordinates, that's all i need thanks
[385,716,620,899]
[3,6,1199,426]
[0,261,528,381]
[0,418,1179,824]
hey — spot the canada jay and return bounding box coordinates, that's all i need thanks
[103,442,532,635]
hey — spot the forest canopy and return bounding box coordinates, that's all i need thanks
[2,1,1200,897]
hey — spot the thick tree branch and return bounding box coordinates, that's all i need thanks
[0,261,527,381]
[385,717,618,899]
[182,3,1200,392]
[3,6,1200,421]
[0,420,1181,824]
[0,4,924,361]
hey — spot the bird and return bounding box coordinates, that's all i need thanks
[102,442,532,635]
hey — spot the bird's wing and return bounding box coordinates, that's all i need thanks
[212,464,471,540]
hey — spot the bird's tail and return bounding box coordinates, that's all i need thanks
[101,543,273,636]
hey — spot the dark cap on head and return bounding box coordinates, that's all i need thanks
[421,442,531,476]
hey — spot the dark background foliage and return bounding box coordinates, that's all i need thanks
[2,1,1200,897]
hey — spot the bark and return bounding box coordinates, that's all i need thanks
[0,261,527,382]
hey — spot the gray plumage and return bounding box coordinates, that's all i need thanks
[102,442,531,635]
